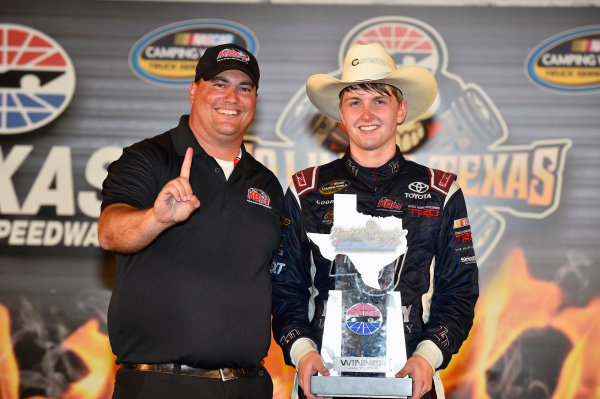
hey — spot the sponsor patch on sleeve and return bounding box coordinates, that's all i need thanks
[453,217,470,229]
[293,166,319,197]
[455,229,473,244]
[428,168,457,196]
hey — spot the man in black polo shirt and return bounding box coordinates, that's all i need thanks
[99,43,283,399]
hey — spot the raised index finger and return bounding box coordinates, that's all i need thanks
[180,147,193,179]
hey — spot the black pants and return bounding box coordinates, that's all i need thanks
[112,366,273,399]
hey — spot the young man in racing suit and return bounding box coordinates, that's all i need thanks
[271,43,479,399]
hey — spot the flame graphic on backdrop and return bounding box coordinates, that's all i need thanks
[2,248,598,399]
[0,304,295,399]
[1,304,19,399]
[441,247,600,398]
[0,311,117,399]
[265,338,296,399]
[60,320,118,399]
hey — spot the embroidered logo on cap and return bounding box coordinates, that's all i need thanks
[247,187,271,208]
[217,48,250,63]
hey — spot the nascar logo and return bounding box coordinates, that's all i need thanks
[129,19,257,85]
[527,25,600,93]
[247,187,271,208]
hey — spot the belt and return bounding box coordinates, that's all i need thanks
[119,361,264,381]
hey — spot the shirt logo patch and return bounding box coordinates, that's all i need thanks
[247,187,271,208]
[320,179,350,195]
[280,215,291,226]
[377,197,403,213]
[456,229,473,244]
[321,210,334,225]
[409,181,429,194]
[407,205,440,218]
[454,217,470,229]
[296,170,308,187]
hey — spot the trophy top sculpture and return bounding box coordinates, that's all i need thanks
[308,194,408,288]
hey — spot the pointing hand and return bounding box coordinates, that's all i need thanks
[153,147,201,224]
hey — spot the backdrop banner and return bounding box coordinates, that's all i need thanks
[1,2,599,398]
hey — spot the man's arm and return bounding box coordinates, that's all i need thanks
[396,182,478,398]
[98,147,200,253]
[271,183,315,357]
[423,182,478,367]
[271,180,334,398]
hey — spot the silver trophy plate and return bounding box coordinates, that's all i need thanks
[311,375,412,398]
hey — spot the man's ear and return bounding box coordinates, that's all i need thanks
[189,81,197,103]
[397,99,408,125]
[338,106,346,126]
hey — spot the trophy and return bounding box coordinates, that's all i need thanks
[307,194,412,398]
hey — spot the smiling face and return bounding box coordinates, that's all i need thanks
[338,84,407,167]
[188,69,257,158]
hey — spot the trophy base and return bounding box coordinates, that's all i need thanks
[311,375,412,398]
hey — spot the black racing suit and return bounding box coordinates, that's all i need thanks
[271,148,478,378]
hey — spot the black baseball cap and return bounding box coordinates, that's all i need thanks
[194,43,260,88]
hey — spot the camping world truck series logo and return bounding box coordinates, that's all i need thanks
[0,24,76,135]
[129,19,257,86]
[527,25,600,93]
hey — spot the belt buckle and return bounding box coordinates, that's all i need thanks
[219,368,241,381]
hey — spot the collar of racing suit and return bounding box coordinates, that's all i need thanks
[343,146,406,183]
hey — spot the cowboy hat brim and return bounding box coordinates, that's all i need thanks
[305,65,438,125]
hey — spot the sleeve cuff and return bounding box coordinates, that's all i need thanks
[413,340,443,371]
[290,337,319,367]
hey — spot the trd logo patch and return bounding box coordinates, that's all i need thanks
[247,187,271,208]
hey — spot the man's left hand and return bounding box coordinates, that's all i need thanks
[395,355,433,399]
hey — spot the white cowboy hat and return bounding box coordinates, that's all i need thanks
[306,42,438,124]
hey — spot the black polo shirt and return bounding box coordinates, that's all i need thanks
[101,115,283,369]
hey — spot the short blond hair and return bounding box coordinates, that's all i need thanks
[339,83,403,105]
